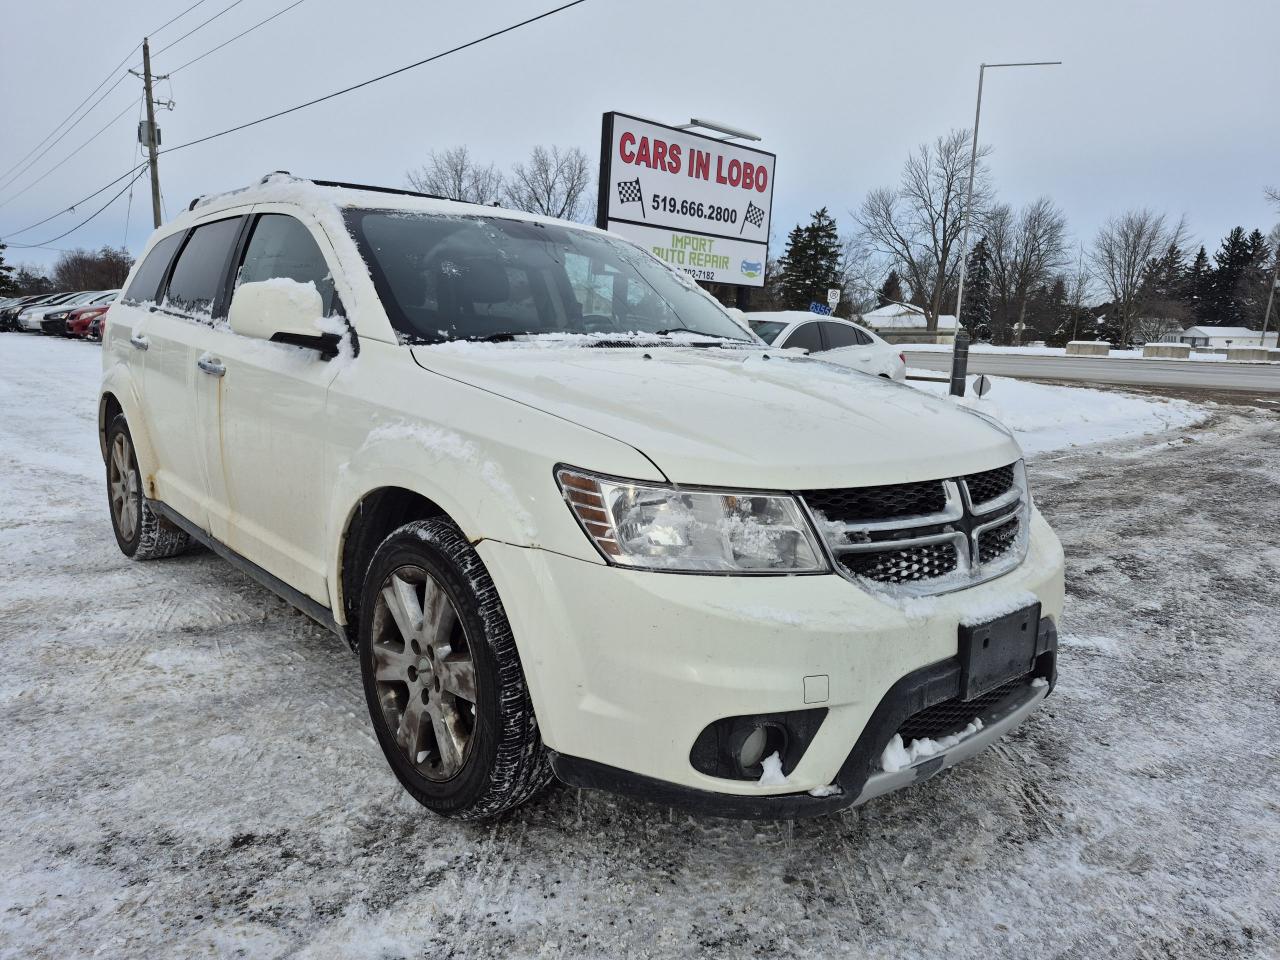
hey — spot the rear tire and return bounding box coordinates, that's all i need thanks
[105,414,191,560]
[358,518,552,819]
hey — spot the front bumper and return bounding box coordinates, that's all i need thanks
[549,629,1055,819]
[479,507,1064,813]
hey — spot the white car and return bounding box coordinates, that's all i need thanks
[746,311,906,380]
[99,174,1063,820]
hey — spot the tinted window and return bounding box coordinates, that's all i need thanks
[821,321,869,349]
[237,214,335,314]
[125,232,184,304]
[782,322,823,352]
[163,218,242,317]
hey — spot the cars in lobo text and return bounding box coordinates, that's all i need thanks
[99,174,1064,820]
[747,311,907,381]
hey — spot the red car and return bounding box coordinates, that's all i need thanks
[65,302,112,340]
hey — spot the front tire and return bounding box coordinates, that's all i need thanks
[105,414,191,560]
[359,518,552,819]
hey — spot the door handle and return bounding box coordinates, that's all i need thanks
[197,355,226,378]
[129,333,149,351]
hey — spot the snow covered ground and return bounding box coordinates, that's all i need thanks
[906,369,1209,455]
[2,335,1278,959]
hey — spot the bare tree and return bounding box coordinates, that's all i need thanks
[854,129,992,331]
[406,146,504,204]
[503,145,592,222]
[1088,209,1189,346]
[53,247,133,290]
[986,197,1070,343]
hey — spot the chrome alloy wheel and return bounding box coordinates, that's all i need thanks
[108,431,140,542]
[371,565,478,780]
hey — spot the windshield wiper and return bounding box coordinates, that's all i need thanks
[653,328,750,344]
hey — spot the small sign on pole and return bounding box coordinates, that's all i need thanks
[827,288,841,313]
[972,374,993,397]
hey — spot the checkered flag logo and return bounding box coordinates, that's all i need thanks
[740,200,765,235]
[616,178,645,219]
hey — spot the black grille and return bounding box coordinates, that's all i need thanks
[897,675,1029,742]
[966,464,1015,505]
[804,479,947,524]
[978,514,1020,564]
[839,539,958,584]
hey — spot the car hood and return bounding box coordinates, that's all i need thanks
[410,344,1022,489]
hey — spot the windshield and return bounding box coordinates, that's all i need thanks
[748,319,787,344]
[344,209,755,345]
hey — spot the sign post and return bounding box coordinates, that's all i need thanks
[597,112,775,288]
[827,287,841,314]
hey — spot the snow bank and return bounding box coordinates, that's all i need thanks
[907,371,1208,455]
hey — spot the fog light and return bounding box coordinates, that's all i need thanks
[738,726,768,768]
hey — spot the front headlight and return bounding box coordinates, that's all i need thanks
[47,311,69,320]
[556,467,828,574]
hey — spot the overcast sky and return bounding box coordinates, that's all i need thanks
[1,0,1276,280]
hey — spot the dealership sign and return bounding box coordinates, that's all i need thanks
[597,112,775,287]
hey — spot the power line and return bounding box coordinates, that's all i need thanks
[2,0,590,245]
[7,166,150,249]
[167,0,310,76]
[0,97,142,212]
[0,0,211,194]
[148,0,249,61]
[0,48,137,188]
[1,162,148,240]
[148,0,214,39]
[161,0,589,157]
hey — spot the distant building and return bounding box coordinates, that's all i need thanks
[1166,326,1277,349]
[859,302,957,344]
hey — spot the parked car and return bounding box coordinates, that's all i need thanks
[18,291,98,332]
[36,290,113,335]
[747,311,907,380]
[1,293,58,331]
[62,290,120,339]
[100,174,1063,821]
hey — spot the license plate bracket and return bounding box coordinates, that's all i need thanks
[958,603,1042,700]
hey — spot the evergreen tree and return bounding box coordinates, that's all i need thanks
[1133,243,1190,339]
[776,208,843,311]
[876,269,905,307]
[1182,246,1213,322]
[958,239,992,339]
[0,243,15,297]
[1209,227,1254,325]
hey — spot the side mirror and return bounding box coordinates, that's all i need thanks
[228,279,340,357]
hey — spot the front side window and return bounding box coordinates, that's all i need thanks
[747,319,787,344]
[343,209,753,345]
[125,232,184,304]
[163,217,242,318]
[782,322,823,352]
[236,214,336,314]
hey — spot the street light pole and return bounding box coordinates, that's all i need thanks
[949,60,1061,395]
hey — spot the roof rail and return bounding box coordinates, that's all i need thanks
[187,173,488,214]
[306,178,456,204]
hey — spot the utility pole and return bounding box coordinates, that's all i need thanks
[141,38,163,228]
[1260,253,1278,348]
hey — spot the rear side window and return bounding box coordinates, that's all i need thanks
[821,322,870,348]
[236,214,336,315]
[163,217,243,318]
[124,232,184,304]
[782,322,823,352]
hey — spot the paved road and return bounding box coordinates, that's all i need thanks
[904,350,1280,392]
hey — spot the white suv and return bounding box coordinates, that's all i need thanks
[100,174,1064,820]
